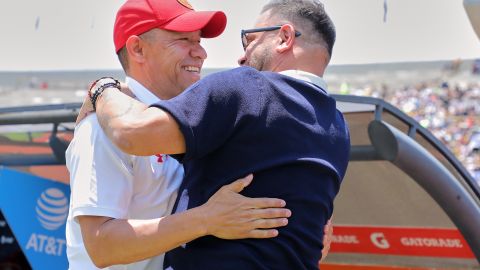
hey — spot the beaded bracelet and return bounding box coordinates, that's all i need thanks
[88,77,121,111]
[88,76,116,96]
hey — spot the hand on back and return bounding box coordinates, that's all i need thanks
[198,174,291,239]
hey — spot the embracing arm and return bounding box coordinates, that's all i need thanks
[78,215,201,268]
[78,175,290,268]
[95,86,185,156]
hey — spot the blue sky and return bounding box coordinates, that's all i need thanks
[1,0,479,70]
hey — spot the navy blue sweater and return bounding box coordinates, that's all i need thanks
[152,66,350,270]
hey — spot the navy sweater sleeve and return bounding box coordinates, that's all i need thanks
[150,67,263,162]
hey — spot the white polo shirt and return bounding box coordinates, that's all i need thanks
[65,77,184,270]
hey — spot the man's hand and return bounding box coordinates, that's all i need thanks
[320,218,333,262]
[75,94,94,125]
[198,174,291,239]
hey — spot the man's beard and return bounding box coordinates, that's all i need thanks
[248,45,273,72]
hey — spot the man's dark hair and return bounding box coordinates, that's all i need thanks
[261,0,336,57]
[117,47,129,72]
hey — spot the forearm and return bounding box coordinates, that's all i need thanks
[80,207,207,268]
[95,87,149,153]
[95,87,185,155]
[81,175,291,267]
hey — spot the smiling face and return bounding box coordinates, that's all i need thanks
[141,28,207,99]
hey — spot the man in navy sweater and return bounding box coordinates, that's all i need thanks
[88,0,349,269]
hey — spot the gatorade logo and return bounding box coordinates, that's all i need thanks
[35,188,68,231]
[177,0,193,9]
[370,232,390,249]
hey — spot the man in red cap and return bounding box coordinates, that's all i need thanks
[66,0,291,269]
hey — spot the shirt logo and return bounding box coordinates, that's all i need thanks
[35,188,68,231]
[155,154,167,163]
[177,0,193,9]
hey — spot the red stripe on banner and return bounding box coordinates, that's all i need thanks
[329,226,475,259]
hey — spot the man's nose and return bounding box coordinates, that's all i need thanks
[192,43,207,60]
[238,54,246,66]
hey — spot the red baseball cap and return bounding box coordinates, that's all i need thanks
[114,0,227,52]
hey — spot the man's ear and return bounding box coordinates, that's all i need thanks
[276,24,296,53]
[125,35,146,64]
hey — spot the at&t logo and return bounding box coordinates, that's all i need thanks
[26,188,68,256]
[35,188,68,230]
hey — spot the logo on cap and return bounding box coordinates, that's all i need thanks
[177,0,193,9]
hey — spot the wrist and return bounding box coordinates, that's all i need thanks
[88,77,120,111]
[189,205,209,237]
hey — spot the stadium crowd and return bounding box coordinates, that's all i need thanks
[345,80,480,186]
